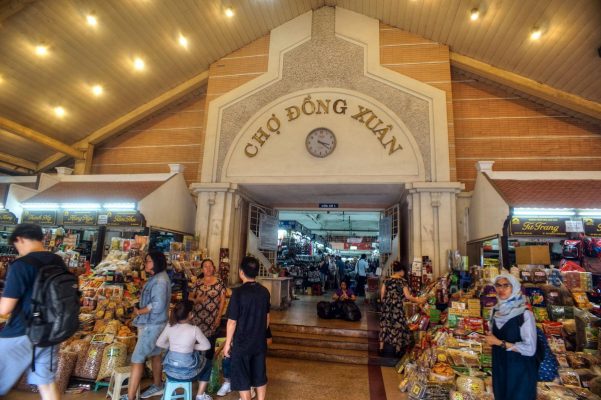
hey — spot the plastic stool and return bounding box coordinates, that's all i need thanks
[106,366,140,400]
[162,380,192,400]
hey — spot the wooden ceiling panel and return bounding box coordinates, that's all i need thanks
[0,0,598,172]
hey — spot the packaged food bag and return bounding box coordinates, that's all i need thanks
[97,342,127,381]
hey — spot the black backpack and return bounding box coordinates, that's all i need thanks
[21,254,80,348]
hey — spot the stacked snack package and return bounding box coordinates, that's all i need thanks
[395,252,601,400]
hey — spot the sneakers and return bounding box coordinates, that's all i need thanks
[119,396,130,400]
[217,382,232,396]
[140,384,164,399]
[196,394,213,400]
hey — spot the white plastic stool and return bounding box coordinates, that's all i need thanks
[162,380,192,400]
[106,366,140,400]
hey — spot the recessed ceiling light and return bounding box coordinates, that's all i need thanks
[178,34,188,48]
[54,106,66,118]
[35,45,48,56]
[530,27,542,40]
[86,14,98,26]
[224,7,234,18]
[91,84,103,96]
[470,8,480,21]
[133,57,145,71]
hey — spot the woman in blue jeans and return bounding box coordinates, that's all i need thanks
[122,251,171,400]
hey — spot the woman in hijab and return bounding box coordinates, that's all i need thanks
[485,273,537,400]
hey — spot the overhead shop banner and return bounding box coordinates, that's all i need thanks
[379,216,392,254]
[0,209,17,225]
[583,218,601,237]
[21,210,57,225]
[98,211,145,227]
[63,210,98,226]
[509,216,567,237]
[259,214,279,251]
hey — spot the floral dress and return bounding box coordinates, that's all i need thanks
[191,278,226,338]
[379,277,412,353]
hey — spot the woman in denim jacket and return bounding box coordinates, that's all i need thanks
[122,251,172,400]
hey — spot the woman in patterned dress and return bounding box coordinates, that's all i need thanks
[379,261,426,356]
[190,258,226,400]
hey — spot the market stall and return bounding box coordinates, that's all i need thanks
[10,166,196,266]
[469,162,601,272]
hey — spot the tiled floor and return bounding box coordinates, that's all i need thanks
[4,295,407,399]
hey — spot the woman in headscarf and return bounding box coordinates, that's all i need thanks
[485,273,537,400]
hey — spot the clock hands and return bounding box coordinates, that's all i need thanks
[317,140,331,149]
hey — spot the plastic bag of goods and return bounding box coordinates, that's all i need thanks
[97,342,127,381]
[574,308,600,352]
[455,373,485,395]
[73,341,108,380]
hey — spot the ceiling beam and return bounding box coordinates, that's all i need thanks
[36,70,209,172]
[450,52,601,122]
[0,117,84,159]
[0,160,31,174]
[0,151,36,171]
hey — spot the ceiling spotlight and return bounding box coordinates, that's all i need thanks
[470,8,480,21]
[54,106,66,118]
[86,14,98,26]
[35,45,48,56]
[91,84,103,96]
[133,57,145,71]
[530,27,542,40]
[178,34,188,48]
[224,7,234,18]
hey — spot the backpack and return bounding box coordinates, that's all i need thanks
[518,313,559,381]
[21,254,80,348]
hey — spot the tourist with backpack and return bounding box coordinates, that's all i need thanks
[0,223,79,399]
[485,273,537,400]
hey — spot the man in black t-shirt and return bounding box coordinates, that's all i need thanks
[224,256,271,400]
[0,223,65,399]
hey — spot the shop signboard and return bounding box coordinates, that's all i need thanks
[259,214,279,251]
[63,210,98,226]
[99,211,145,227]
[509,216,567,237]
[583,218,601,237]
[319,203,338,209]
[379,215,392,253]
[0,209,17,225]
[21,210,57,225]
[344,242,373,250]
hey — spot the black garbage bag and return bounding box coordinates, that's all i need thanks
[340,302,362,321]
[317,301,335,319]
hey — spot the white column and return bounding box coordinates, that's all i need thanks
[190,183,234,261]
[407,182,464,277]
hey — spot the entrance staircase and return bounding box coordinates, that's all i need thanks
[268,323,397,366]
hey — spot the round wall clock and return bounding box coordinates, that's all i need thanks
[305,127,337,158]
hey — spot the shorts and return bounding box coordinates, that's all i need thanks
[0,335,58,395]
[230,352,267,391]
[131,324,165,364]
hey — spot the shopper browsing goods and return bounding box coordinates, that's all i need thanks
[122,251,171,400]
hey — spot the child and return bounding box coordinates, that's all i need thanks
[156,300,211,384]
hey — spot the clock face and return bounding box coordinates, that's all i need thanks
[305,128,337,158]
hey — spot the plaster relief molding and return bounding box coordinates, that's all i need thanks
[222,88,426,184]
[335,7,450,182]
[200,12,312,183]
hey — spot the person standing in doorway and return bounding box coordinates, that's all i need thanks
[0,223,66,400]
[335,256,346,287]
[224,256,270,400]
[354,254,368,297]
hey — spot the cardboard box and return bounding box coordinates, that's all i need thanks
[515,246,551,265]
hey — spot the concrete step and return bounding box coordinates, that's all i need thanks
[272,330,369,351]
[270,323,376,339]
[268,343,369,365]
